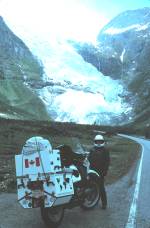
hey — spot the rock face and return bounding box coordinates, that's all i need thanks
[97,8,150,80]
[73,8,150,120]
[71,41,122,79]
[0,16,44,81]
[0,16,49,120]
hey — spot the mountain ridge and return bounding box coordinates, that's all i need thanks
[72,7,150,125]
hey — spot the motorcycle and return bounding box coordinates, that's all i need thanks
[15,137,100,228]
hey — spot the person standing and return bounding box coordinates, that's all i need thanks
[88,134,110,209]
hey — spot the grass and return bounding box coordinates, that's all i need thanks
[105,135,140,184]
[0,119,141,192]
[0,79,50,120]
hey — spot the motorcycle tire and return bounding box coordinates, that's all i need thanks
[80,178,100,210]
[41,206,64,228]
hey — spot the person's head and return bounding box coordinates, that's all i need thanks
[94,134,105,148]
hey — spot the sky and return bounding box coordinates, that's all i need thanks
[0,0,150,42]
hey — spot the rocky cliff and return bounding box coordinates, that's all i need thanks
[73,8,150,124]
[0,16,49,120]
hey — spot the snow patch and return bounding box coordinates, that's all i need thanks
[120,49,126,63]
[136,23,149,31]
[0,113,7,117]
[104,23,150,35]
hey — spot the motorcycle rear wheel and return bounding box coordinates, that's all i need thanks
[80,179,100,210]
[41,206,64,228]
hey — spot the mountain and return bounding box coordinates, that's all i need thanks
[0,16,49,120]
[73,7,150,124]
[4,9,150,125]
[4,23,132,125]
[0,16,133,124]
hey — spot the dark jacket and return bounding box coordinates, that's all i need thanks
[88,146,110,176]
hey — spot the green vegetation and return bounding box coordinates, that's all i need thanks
[0,24,47,121]
[19,57,43,80]
[105,136,140,184]
[0,119,141,192]
[0,79,50,120]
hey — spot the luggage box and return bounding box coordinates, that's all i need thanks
[15,137,74,208]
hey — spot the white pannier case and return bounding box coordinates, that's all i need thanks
[15,136,74,209]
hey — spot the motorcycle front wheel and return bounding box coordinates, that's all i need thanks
[41,206,64,228]
[80,179,100,210]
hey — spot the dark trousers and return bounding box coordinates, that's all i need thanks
[99,176,107,206]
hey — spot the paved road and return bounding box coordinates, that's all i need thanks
[122,135,150,228]
[0,136,150,228]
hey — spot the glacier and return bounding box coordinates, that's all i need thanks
[3,23,132,124]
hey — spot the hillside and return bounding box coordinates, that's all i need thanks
[0,16,49,120]
[72,8,150,125]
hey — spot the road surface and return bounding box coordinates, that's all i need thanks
[0,135,150,228]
